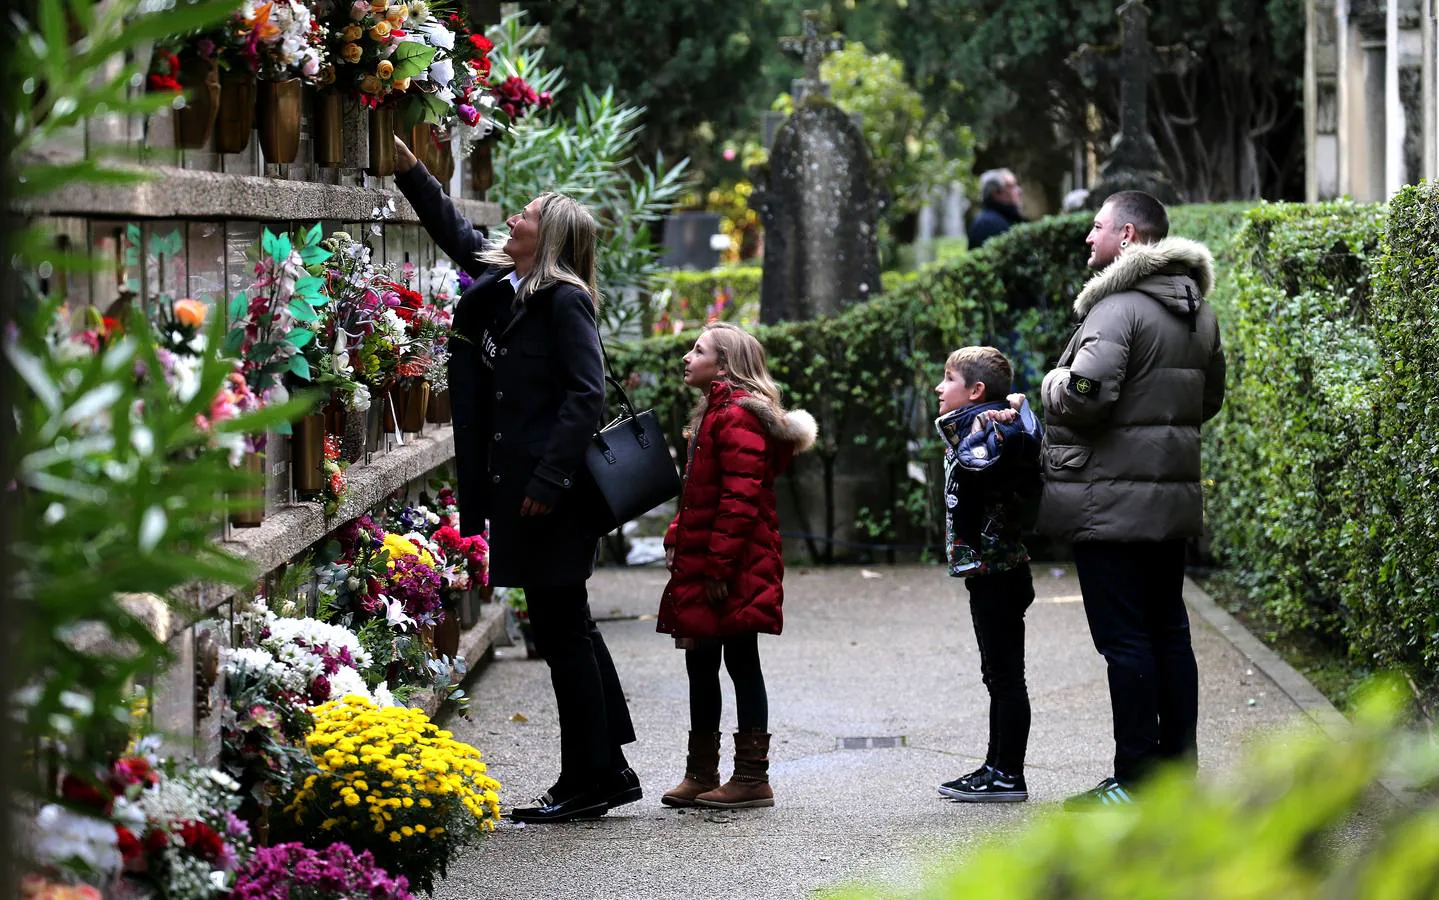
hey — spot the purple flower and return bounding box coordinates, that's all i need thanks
[457,103,479,126]
[232,842,414,900]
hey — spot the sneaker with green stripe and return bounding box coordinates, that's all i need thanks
[1062,777,1135,811]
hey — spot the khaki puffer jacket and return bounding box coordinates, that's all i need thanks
[1038,237,1227,543]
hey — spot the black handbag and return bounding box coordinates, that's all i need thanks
[584,356,681,533]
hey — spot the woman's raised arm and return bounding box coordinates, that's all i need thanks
[392,136,490,278]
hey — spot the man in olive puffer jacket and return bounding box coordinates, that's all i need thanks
[1039,191,1226,809]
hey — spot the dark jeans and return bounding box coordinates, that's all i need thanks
[686,633,768,733]
[524,584,636,790]
[965,565,1035,775]
[1072,539,1198,786]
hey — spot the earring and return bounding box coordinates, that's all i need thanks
[1120,239,1129,248]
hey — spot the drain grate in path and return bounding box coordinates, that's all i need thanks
[837,736,909,750]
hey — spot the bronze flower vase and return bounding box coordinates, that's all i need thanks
[395,380,430,433]
[364,398,385,454]
[214,69,256,154]
[468,139,493,198]
[434,602,461,658]
[367,105,396,176]
[434,130,455,192]
[312,89,344,167]
[291,413,326,500]
[229,451,266,528]
[405,123,442,175]
[173,56,220,149]
[257,78,302,165]
[426,389,451,424]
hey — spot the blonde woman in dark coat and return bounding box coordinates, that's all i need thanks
[393,137,639,824]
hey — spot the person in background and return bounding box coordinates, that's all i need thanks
[967,168,1027,250]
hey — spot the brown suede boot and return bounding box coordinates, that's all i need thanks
[661,731,721,808]
[694,732,774,809]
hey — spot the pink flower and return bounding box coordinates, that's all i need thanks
[723,147,737,161]
[457,103,479,126]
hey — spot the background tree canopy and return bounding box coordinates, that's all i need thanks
[531,0,1306,205]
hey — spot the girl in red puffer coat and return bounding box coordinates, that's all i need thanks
[657,322,817,811]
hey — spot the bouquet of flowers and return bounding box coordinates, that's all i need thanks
[321,433,349,516]
[222,666,317,817]
[222,225,333,404]
[151,298,209,405]
[381,531,444,626]
[321,0,436,106]
[32,752,254,898]
[316,231,402,414]
[228,597,396,707]
[230,842,414,899]
[239,0,329,82]
[281,696,502,894]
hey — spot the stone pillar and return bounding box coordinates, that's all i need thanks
[1307,0,1342,200]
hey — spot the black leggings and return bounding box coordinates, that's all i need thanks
[686,634,768,733]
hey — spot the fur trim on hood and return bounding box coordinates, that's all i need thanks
[1074,236,1215,318]
[685,382,818,453]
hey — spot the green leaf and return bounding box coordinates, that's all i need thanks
[390,42,437,81]
[288,328,316,349]
[287,300,320,323]
[286,354,312,381]
[228,293,248,320]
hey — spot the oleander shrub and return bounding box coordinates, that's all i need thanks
[829,682,1439,900]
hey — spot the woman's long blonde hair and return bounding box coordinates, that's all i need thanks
[704,322,782,407]
[477,192,600,306]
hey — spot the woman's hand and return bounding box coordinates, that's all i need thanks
[393,135,418,174]
[519,497,553,517]
[704,579,727,604]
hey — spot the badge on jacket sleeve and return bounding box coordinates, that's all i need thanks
[1069,375,1100,396]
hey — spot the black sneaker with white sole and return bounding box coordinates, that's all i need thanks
[938,765,1028,802]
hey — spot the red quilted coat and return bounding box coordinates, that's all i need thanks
[658,380,817,639]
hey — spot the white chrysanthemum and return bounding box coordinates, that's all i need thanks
[33,804,122,874]
[326,667,375,704]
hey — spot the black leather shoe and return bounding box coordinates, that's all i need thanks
[508,790,608,824]
[600,767,643,811]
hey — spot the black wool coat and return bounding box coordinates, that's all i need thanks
[396,164,608,588]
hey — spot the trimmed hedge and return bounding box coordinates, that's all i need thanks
[1203,202,1387,641]
[615,203,1253,560]
[1349,184,1439,677]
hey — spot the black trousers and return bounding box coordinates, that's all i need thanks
[524,584,636,789]
[965,565,1035,776]
[686,633,768,733]
[1072,539,1198,786]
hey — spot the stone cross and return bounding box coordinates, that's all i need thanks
[1069,0,1195,198]
[779,10,845,104]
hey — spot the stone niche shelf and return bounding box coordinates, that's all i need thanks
[217,424,457,598]
[19,165,501,226]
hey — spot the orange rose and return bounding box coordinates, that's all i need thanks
[392,76,410,92]
[376,59,394,79]
[369,20,391,40]
[386,5,407,22]
[341,24,363,41]
[359,74,383,94]
[173,298,207,327]
[341,41,363,63]
[369,0,387,9]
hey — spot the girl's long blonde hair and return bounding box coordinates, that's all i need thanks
[477,192,599,307]
[704,322,782,406]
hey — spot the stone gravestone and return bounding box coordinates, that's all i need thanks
[750,11,882,325]
[1069,0,1195,205]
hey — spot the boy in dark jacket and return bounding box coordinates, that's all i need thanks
[933,346,1043,801]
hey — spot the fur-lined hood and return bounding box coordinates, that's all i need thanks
[687,381,818,453]
[1074,237,1215,319]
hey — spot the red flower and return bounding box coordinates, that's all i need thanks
[110,756,159,790]
[115,827,144,870]
[178,820,224,861]
[59,774,111,813]
[468,33,493,55]
[144,828,170,854]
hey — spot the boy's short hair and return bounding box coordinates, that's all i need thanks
[945,346,1013,401]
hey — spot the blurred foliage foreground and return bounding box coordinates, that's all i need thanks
[829,679,1438,900]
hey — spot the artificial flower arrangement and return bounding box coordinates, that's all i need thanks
[30,747,254,899]
[221,659,318,820]
[229,841,415,899]
[315,230,399,417]
[280,695,502,895]
[150,297,210,405]
[320,0,436,106]
[223,225,333,404]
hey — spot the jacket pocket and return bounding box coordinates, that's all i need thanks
[1044,444,1091,472]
